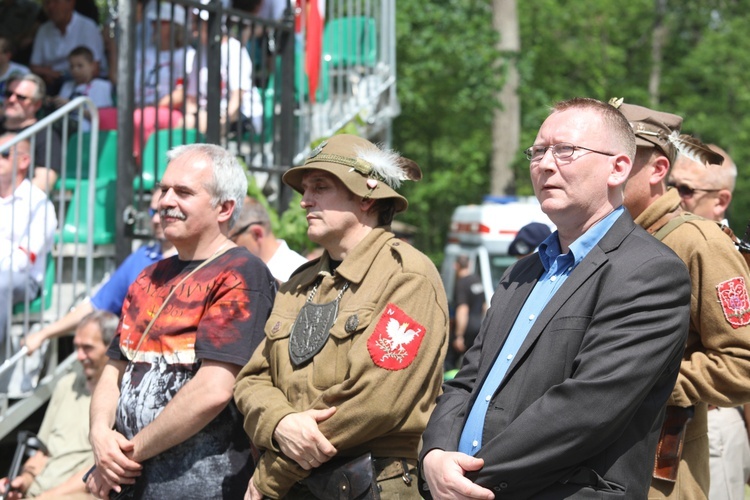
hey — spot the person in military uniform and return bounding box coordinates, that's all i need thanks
[615,99,750,499]
[233,134,449,499]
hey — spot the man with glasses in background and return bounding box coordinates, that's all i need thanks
[230,196,306,283]
[0,74,62,191]
[666,140,750,500]
[420,97,691,499]
[615,99,750,499]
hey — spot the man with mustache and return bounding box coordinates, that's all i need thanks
[85,144,276,499]
[234,135,449,499]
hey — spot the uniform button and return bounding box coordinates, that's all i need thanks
[485,394,491,401]
[506,354,513,360]
[550,275,557,282]
[393,242,400,246]
[500,481,508,488]
[472,440,478,447]
[529,314,535,320]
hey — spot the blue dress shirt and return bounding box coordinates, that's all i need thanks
[457,207,624,455]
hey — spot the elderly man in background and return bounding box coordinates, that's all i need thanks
[0,310,118,499]
[0,132,56,350]
[0,74,63,191]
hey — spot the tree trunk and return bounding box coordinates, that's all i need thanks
[649,0,668,107]
[490,0,520,196]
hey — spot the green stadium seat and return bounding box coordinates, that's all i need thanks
[58,178,117,245]
[322,16,378,68]
[57,130,118,191]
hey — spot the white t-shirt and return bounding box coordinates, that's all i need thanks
[58,78,114,132]
[267,240,307,282]
[30,12,106,73]
[186,37,263,130]
[135,46,195,106]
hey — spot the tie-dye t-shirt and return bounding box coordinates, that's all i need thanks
[107,247,275,499]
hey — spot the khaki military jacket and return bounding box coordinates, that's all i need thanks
[637,189,750,499]
[234,228,449,498]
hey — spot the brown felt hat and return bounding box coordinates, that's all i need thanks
[610,98,683,164]
[282,134,422,213]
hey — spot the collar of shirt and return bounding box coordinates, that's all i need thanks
[538,206,625,274]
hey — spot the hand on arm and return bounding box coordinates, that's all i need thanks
[129,359,240,462]
[272,407,338,470]
[422,449,494,500]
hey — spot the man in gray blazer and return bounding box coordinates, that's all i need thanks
[420,97,692,499]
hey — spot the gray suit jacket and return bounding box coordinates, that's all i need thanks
[421,212,691,499]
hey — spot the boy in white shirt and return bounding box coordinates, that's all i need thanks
[52,46,113,132]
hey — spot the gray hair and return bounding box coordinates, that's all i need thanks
[78,310,119,346]
[166,143,248,227]
[8,73,46,102]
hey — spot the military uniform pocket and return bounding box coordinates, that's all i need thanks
[312,306,374,389]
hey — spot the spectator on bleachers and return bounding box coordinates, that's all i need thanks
[51,46,113,132]
[179,4,263,135]
[230,196,306,282]
[0,310,118,499]
[102,0,153,85]
[132,2,194,161]
[29,0,106,96]
[0,36,30,105]
[25,195,176,355]
[0,133,57,349]
[0,0,41,67]
[0,74,63,191]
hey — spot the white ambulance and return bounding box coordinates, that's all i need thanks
[441,196,555,307]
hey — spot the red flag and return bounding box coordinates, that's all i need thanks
[305,0,324,103]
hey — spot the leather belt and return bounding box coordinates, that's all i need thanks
[372,457,417,483]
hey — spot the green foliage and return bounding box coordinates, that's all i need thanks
[394,0,503,262]
[397,0,750,261]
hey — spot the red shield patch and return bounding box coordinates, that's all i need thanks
[367,303,426,370]
[716,277,750,329]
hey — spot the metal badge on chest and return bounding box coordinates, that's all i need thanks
[289,279,350,367]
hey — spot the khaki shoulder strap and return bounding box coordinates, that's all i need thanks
[652,214,703,242]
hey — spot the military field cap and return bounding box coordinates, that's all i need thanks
[282,134,422,213]
[609,97,683,164]
[508,222,552,257]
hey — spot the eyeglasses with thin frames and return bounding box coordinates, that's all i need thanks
[525,142,616,163]
[667,182,720,199]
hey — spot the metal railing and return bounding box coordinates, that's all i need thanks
[0,97,102,440]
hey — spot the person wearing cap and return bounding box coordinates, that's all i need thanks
[614,98,750,499]
[420,97,691,499]
[671,143,750,500]
[234,134,449,499]
[508,221,552,259]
